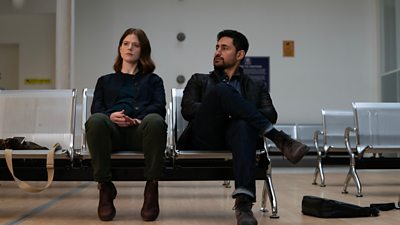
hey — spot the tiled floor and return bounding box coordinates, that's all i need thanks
[1,167,399,225]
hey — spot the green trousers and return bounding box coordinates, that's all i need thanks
[85,113,167,182]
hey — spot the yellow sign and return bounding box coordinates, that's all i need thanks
[25,79,51,85]
[283,40,295,57]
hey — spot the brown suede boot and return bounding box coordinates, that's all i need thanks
[97,182,117,221]
[272,130,310,164]
[141,181,160,221]
[234,195,258,225]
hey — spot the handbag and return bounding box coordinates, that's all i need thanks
[2,137,60,193]
[302,195,399,218]
[0,137,48,150]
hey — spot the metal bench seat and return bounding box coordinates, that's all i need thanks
[313,109,355,187]
[0,89,77,192]
[344,102,400,197]
[0,149,68,159]
[0,89,76,158]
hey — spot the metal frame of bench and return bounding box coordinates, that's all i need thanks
[312,109,355,187]
[0,89,77,191]
[0,89,76,160]
[170,88,279,218]
[344,102,400,197]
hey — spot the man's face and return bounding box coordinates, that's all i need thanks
[213,37,241,70]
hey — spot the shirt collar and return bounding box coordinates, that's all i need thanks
[212,67,243,80]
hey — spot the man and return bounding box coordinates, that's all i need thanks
[179,30,309,225]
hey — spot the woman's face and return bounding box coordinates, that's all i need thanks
[119,33,141,64]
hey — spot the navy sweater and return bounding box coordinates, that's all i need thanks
[91,71,166,119]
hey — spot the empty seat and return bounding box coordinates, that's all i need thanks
[0,89,77,192]
[0,89,76,159]
[343,102,400,196]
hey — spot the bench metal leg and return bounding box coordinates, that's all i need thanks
[312,151,326,187]
[342,154,363,197]
[222,180,231,188]
[260,180,267,212]
[398,194,400,207]
[260,164,279,218]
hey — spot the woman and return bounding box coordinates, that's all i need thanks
[85,28,167,222]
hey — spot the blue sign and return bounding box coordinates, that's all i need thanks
[240,56,270,91]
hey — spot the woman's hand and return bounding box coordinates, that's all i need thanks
[110,110,141,127]
[123,116,141,126]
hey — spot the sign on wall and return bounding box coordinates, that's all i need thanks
[240,56,270,91]
[25,78,51,85]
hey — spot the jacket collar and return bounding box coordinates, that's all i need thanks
[211,67,245,81]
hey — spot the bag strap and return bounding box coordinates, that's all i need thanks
[370,202,400,211]
[4,143,60,193]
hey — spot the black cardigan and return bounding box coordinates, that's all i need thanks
[91,72,166,119]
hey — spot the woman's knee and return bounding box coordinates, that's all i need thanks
[141,113,167,131]
[85,113,110,130]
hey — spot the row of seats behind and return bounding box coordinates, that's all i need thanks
[312,105,400,197]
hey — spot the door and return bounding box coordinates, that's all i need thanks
[0,44,19,90]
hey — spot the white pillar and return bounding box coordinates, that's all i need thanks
[55,0,72,89]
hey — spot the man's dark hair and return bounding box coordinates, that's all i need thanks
[217,30,249,54]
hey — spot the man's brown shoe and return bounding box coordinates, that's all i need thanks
[141,181,160,221]
[97,182,117,221]
[273,130,310,164]
[234,195,258,225]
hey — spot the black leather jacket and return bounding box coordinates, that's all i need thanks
[181,69,278,124]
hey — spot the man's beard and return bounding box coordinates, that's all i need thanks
[213,57,226,70]
[213,64,226,70]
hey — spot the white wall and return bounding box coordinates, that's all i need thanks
[0,14,55,89]
[73,0,379,123]
[0,0,55,14]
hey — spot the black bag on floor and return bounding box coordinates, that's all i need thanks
[301,195,381,218]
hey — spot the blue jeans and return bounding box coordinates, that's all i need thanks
[190,83,274,201]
